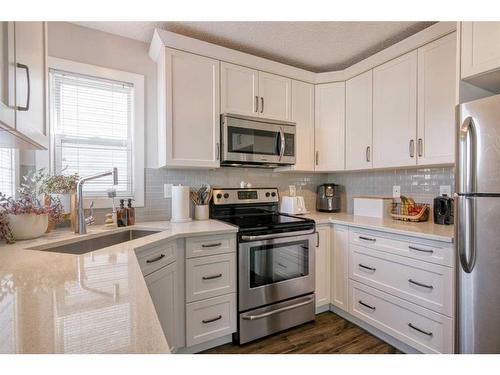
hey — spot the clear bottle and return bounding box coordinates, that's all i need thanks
[127,198,135,226]
[117,199,128,227]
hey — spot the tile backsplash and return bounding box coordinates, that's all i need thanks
[328,166,455,213]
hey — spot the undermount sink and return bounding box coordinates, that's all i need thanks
[28,229,160,255]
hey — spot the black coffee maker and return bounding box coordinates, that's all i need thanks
[433,194,454,225]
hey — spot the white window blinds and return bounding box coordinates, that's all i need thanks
[50,69,134,197]
[0,149,15,197]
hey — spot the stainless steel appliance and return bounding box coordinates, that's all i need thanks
[456,94,500,353]
[316,183,341,212]
[220,113,296,167]
[211,187,316,344]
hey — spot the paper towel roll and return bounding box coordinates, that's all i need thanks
[171,185,192,223]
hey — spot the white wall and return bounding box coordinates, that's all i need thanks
[47,22,158,168]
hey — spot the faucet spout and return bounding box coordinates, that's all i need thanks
[76,168,118,234]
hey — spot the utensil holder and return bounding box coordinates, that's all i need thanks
[195,205,209,221]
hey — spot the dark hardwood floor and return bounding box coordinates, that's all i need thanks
[202,312,401,354]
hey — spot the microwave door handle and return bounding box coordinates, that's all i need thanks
[279,127,285,161]
[459,116,476,194]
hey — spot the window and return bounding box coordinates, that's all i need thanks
[0,149,15,197]
[48,58,144,207]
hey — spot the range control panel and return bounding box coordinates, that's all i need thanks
[211,188,279,205]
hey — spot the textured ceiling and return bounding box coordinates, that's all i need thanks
[73,21,436,72]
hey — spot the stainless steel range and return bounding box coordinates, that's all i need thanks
[210,187,317,344]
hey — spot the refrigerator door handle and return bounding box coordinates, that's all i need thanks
[456,195,477,273]
[459,116,477,194]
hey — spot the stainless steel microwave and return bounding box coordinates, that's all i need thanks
[220,113,296,168]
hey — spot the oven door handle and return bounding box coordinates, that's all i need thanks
[241,296,314,321]
[240,229,316,242]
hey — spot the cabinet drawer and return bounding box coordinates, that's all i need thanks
[349,228,453,267]
[186,253,236,302]
[136,239,177,276]
[350,245,454,316]
[349,280,453,354]
[186,234,236,258]
[186,293,236,347]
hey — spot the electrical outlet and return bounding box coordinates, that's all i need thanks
[393,185,401,198]
[164,184,173,198]
[440,185,451,196]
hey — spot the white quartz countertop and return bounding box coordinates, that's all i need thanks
[0,220,237,354]
[303,211,454,243]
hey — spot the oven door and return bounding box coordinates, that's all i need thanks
[222,114,295,165]
[238,232,315,311]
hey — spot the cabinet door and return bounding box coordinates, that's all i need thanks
[315,225,331,309]
[14,22,48,149]
[0,22,15,130]
[314,82,345,171]
[417,33,457,165]
[145,261,178,351]
[164,48,220,168]
[373,51,417,168]
[220,62,258,117]
[461,22,500,79]
[331,225,348,311]
[345,70,373,170]
[258,71,291,121]
[290,80,315,171]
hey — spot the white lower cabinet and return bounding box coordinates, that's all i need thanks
[349,280,453,354]
[315,225,331,309]
[331,225,348,310]
[186,293,237,347]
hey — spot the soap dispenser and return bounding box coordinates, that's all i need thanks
[127,198,135,226]
[117,199,128,227]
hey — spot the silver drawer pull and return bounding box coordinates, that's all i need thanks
[202,242,222,248]
[359,236,376,242]
[358,300,376,311]
[408,245,434,254]
[408,323,433,337]
[359,264,376,272]
[202,273,222,280]
[202,315,222,324]
[409,279,434,289]
[146,254,165,263]
[277,262,287,268]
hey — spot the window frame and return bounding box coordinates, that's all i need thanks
[48,57,144,208]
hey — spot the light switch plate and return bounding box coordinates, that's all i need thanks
[164,184,173,198]
[440,185,451,196]
[393,185,401,198]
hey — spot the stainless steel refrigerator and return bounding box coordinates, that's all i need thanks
[456,93,500,353]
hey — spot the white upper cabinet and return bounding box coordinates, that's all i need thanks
[345,70,373,170]
[220,62,258,117]
[258,71,291,121]
[159,48,220,168]
[373,51,417,169]
[314,82,345,172]
[417,33,456,165]
[461,22,500,83]
[289,80,315,171]
[0,22,15,132]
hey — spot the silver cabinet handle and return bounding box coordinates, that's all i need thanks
[146,254,165,263]
[202,242,222,248]
[417,138,423,157]
[358,300,376,311]
[408,323,433,337]
[216,142,220,160]
[16,62,30,111]
[409,279,434,289]
[408,245,434,254]
[202,273,222,280]
[366,146,371,162]
[241,296,314,320]
[260,97,264,113]
[255,95,259,113]
[359,236,376,242]
[409,139,415,158]
[315,151,319,166]
[315,231,320,247]
[277,262,287,268]
[359,264,376,272]
[202,315,222,324]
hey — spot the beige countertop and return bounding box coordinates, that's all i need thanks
[0,220,237,354]
[303,211,454,243]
